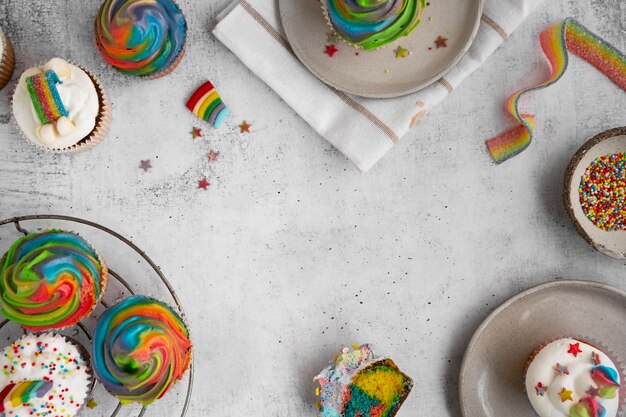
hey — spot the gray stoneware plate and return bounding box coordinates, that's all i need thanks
[278,0,484,98]
[564,127,626,259]
[459,280,626,417]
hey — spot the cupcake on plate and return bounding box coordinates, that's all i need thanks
[525,338,623,417]
[12,58,111,152]
[0,26,15,90]
[314,344,413,417]
[92,295,192,405]
[0,333,93,417]
[321,0,426,50]
[0,229,108,332]
[95,0,187,78]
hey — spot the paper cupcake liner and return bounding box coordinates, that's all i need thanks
[11,61,111,153]
[0,30,15,90]
[523,337,626,416]
[94,294,192,405]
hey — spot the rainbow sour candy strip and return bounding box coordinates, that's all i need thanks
[486,19,626,163]
[186,81,230,128]
[0,380,53,413]
[25,70,68,125]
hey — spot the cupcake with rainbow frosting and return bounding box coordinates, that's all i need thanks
[322,0,426,50]
[0,230,108,332]
[92,295,192,405]
[95,0,187,78]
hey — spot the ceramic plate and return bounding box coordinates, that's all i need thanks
[564,127,626,259]
[459,280,626,417]
[278,0,484,98]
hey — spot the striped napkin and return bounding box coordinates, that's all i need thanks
[213,0,544,172]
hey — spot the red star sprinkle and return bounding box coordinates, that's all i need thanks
[207,150,220,162]
[239,121,251,134]
[191,127,202,139]
[434,36,448,48]
[198,178,210,190]
[535,382,547,396]
[568,343,583,357]
[324,44,339,58]
[139,160,152,172]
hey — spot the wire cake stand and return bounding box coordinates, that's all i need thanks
[0,215,194,417]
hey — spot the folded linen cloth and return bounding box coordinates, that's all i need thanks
[213,0,544,172]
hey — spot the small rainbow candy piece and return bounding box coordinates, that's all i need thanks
[486,19,626,163]
[0,380,53,413]
[25,70,68,125]
[186,81,230,128]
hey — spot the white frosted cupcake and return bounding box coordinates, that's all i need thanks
[0,333,93,417]
[525,338,623,417]
[0,27,15,90]
[12,58,111,152]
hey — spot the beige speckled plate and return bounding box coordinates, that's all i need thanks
[278,0,484,98]
[564,127,626,259]
[459,280,626,417]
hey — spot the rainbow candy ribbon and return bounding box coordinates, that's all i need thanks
[486,18,626,163]
[25,70,68,125]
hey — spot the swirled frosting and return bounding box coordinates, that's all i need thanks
[525,338,622,417]
[0,230,106,332]
[324,0,426,50]
[95,0,187,77]
[92,296,192,405]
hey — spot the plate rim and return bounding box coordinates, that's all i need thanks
[563,126,626,259]
[278,0,486,99]
[458,279,626,417]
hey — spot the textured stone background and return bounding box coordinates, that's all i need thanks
[0,0,625,416]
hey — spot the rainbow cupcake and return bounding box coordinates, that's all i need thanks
[0,333,93,417]
[525,338,623,417]
[321,0,426,50]
[0,230,108,332]
[314,344,413,417]
[12,58,111,152]
[92,295,192,405]
[0,26,15,90]
[95,0,187,78]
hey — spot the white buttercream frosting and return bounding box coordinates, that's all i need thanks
[525,338,621,417]
[12,58,99,149]
[0,333,92,417]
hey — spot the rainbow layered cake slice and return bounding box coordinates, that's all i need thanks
[314,345,413,417]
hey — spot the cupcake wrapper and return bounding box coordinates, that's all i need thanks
[12,61,111,153]
[0,30,16,90]
[523,337,626,416]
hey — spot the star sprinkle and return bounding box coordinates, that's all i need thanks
[394,46,410,58]
[139,160,152,172]
[554,363,570,376]
[592,352,601,366]
[568,343,583,357]
[198,178,210,190]
[558,387,574,402]
[535,382,547,396]
[239,121,251,134]
[86,399,97,409]
[586,386,600,397]
[326,32,339,44]
[207,150,220,162]
[324,44,339,58]
[191,127,202,139]
[435,36,448,48]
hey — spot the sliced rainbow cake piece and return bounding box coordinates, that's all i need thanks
[314,345,413,417]
[186,81,230,128]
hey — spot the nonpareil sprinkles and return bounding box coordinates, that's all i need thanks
[579,152,626,231]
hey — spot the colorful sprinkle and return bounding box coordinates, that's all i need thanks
[434,36,448,48]
[394,46,410,58]
[139,160,152,172]
[558,387,574,402]
[579,153,626,231]
[568,343,583,357]
[198,178,210,190]
[324,44,339,58]
[239,121,251,134]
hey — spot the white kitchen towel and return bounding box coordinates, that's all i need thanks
[213,0,544,172]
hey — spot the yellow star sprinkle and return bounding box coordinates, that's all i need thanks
[559,387,574,402]
[394,46,410,58]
